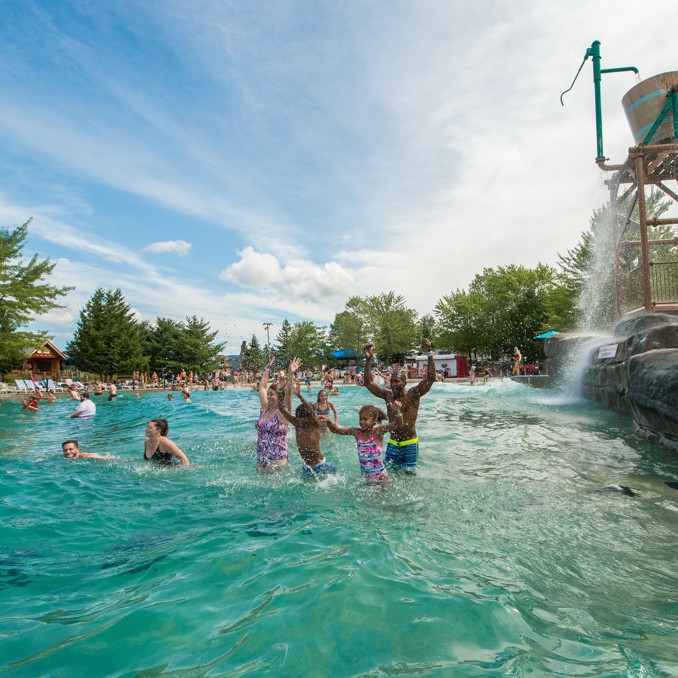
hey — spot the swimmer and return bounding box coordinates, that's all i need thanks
[279,365,336,479]
[143,418,190,466]
[322,403,403,482]
[62,439,112,460]
[167,393,173,401]
[363,338,436,473]
[22,396,39,412]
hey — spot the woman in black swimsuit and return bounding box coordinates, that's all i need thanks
[143,418,190,466]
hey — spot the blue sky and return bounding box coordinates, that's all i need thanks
[1,0,677,353]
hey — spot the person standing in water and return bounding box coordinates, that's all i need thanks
[143,418,190,466]
[363,338,436,473]
[255,355,295,472]
[279,367,336,479]
[322,403,402,482]
[314,389,338,433]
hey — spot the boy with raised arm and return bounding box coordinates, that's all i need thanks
[363,338,436,473]
[279,359,337,479]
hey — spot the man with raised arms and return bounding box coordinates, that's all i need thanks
[363,338,436,473]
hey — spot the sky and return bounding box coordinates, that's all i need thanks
[1,0,677,354]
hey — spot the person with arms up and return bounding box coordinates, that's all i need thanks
[362,338,436,473]
[280,363,336,479]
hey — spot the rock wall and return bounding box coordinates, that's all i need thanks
[545,313,678,450]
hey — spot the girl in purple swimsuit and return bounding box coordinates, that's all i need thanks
[255,355,297,472]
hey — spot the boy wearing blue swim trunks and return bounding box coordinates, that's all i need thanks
[363,339,436,473]
[280,360,337,479]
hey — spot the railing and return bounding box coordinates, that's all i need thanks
[619,261,678,313]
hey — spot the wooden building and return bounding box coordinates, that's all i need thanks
[23,341,66,380]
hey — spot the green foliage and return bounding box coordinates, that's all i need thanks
[67,288,145,379]
[286,321,328,369]
[0,219,72,376]
[145,315,224,374]
[435,264,557,360]
[342,292,419,364]
[328,310,365,358]
[273,319,293,372]
[240,334,266,373]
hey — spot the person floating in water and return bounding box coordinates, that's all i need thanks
[321,403,402,482]
[62,439,112,460]
[143,418,190,466]
[280,362,336,479]
[362,338,436,473]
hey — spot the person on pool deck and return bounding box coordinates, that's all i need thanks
[362,338,436,473]
[143,418,190,466]
[62,439,112,460]
[279,364,336,479]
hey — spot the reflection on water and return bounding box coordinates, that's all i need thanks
[1,381,678,676]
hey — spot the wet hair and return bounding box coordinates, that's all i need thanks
[62,439,79,450]
[359,404,387,423]
[317,389,328,399]
[81,392,90,400]
[295,402,316,419]
[150,418,169,436]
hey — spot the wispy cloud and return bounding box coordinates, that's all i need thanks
[145,240,192,256]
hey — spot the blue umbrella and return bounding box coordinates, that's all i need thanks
[533,330,559,339]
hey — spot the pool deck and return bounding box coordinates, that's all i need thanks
[0,374,553,404]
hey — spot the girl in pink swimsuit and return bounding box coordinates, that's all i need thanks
[321,403,403,482]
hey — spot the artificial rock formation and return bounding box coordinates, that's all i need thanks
[545,313,678,450]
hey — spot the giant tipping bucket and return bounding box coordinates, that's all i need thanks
[622,72,678,145]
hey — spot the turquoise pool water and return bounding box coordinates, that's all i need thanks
[1,382,677,676]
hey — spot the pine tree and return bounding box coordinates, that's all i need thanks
[0,219,72,377]
[67,288,145,379]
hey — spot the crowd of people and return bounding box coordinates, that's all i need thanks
[45,338,439,482]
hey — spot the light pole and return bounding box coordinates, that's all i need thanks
[263,322,272,360]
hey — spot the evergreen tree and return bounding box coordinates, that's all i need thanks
[0,219,72,377]
[273,319,292,372]
[67,288,145,379]
[241,334,265,372]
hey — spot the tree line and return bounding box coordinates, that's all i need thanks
[2,194,676,379]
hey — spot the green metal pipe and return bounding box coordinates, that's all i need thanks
[589,41,604,160]
[588,41,639,161]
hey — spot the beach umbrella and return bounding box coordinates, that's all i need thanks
[533,330,559,339]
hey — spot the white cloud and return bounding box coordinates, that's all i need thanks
[220,247,355,303]
[145,239,192,256]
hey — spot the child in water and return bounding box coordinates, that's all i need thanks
[279,365,336,479]
[321,403,402,482]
